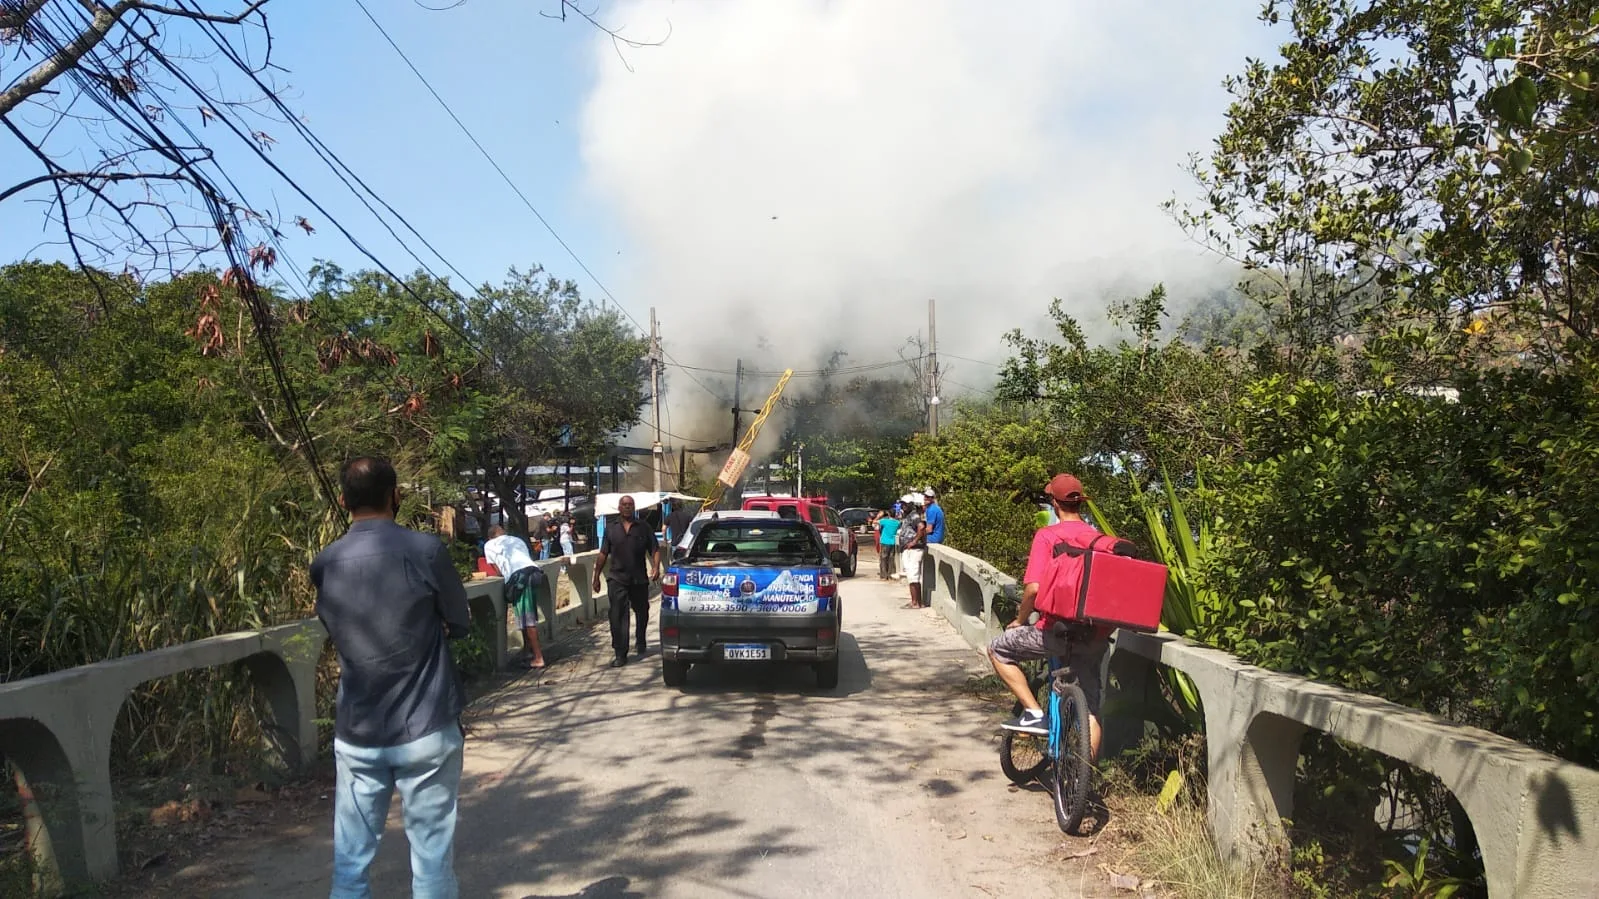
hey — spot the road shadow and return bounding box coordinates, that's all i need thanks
[522,876,643,898]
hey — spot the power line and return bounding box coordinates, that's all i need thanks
[943,353,1005,368]
[668,355,924,379]
[349,0,724,405]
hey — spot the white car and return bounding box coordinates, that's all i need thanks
[673,509,780,558]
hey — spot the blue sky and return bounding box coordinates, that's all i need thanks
[1,0,1285,420]
[1,1,628,296]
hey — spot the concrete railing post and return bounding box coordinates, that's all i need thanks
[247,621,325,770]
[73,695,121,884]
[1100,641,1158,757]
[1205,706,1305,867]
[463,579,507,671]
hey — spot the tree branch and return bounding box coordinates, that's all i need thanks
[0,1,123,117]
[0,169,192,204]
[126,0,272,24]
[0,0,52,31]
[0,0,272,117]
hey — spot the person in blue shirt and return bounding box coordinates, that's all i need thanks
[876,510,901,580]
[923,487,945,544]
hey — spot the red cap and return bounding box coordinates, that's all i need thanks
[1045,474,1087,502]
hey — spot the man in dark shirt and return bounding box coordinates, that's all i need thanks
[312,457,471,899]
[591,494,661,668]
[665,501,696,551]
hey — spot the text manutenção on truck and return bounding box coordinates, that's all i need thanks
[658,514,842,690]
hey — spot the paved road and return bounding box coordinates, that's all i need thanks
[147,565,1109,898]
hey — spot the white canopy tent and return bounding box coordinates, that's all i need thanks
[594,491,702,518]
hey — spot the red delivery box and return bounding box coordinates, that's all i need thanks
[1048,536,1168,632]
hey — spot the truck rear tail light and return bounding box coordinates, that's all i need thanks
[817,572,837,598]
[817,627,835,641]
[663,626,680,639]
[661,572,678,597]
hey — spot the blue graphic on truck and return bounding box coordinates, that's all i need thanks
[675,567,824,614]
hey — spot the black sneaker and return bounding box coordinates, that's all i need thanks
[1002,709,1047,735]
[635,644,648,658]
[610,656,627,668]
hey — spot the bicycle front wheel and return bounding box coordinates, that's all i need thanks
[1049,680,1092,834]
[999,700,1049,785]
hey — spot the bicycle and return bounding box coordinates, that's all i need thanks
[998,655,1093,834]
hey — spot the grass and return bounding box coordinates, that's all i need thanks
[1097,733,1290,899]
[1111,788,1283,898]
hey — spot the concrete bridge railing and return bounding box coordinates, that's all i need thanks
[920,543,1599,899]
[0,549,609,894]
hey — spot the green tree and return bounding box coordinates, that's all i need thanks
[457,267,648,536]
[996,285,1249,480]
[1176,0,1599,364]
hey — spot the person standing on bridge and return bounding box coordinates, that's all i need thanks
[876,510,901,580]
[312,457,471,899]
[923,487,945,547]
[899,499,928,607]
[558,514,577,561]
[592,494,661,668]
[484,524,548,670]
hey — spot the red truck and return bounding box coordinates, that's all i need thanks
[740,495,859,577]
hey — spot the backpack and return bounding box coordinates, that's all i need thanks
[1035,527,1167,632]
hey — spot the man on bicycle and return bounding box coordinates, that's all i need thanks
[987,473,1117,762]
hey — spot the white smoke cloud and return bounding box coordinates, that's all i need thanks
[579,0,1270,423]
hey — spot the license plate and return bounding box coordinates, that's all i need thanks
[723,644,771,661]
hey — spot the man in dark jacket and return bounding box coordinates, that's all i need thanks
[313,457,471,899]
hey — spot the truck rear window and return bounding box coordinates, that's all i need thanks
[693,522,825,565]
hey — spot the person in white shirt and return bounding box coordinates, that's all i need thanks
[558,517,576,560]
[483,525,546,669]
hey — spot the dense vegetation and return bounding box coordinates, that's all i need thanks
[0,260,646,769]
[898,1,1599,893]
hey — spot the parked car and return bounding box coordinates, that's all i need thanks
[660,514,842,689]
[839,507,876,537]
[740,495,858,576]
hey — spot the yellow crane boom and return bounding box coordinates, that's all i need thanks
[700,368,794,513]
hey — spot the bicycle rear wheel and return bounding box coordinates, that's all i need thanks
[1049,680,1092,834]
[998,700,1049,785]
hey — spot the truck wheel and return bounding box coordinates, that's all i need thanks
[840,549,857,578]
[662,660,689,687]
[814,657,840,690]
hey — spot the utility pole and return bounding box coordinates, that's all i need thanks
[732,358,744,450]
[650,307,663,495]
[928,298,940,440]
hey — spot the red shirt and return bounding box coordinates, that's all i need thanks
[1023,519,1104,630]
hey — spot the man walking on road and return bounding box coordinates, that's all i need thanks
[312,457,471,899]
[592,494,661,668]
[484,524,547,670]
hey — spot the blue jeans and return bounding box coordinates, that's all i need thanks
[331,723,465,899]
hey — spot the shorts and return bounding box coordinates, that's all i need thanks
[901,547,925,580]
[506,567,543,630]
[986,621,1109,716]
